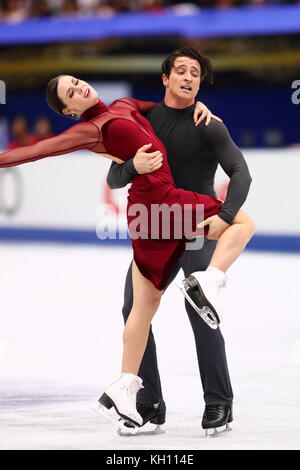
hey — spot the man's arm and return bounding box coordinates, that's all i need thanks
[107,159,138,189]
[107,143,163,189]
[204,120,252,224]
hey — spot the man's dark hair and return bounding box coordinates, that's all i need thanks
[161,46,213,84]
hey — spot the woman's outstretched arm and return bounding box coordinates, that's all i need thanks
[0,121,99,168]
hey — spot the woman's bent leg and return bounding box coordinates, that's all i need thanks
[181,211,255,327]
[209,210,255,272]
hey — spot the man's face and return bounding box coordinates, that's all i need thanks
[162,56,201,104]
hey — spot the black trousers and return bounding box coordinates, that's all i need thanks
[122,238,233,407]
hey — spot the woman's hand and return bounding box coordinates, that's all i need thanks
[194,102,223,127]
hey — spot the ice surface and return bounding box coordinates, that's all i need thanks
[0,243,299,449]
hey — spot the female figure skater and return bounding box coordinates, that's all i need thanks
[0,75,254,427]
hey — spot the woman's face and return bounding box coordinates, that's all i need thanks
[57,75,98,116]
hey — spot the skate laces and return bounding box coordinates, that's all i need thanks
[122,378,143,407]
[212,273,226,289]
[205,404,221,418]
[206,267,227,288]
[219,275,227,288]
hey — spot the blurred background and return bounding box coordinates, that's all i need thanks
[0,0,300,450]
[0,0,299,246]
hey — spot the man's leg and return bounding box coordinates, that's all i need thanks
[179,239,233,406]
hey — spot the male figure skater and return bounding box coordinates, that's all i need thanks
[106,46,252,434]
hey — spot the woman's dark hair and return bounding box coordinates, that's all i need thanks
[161,46,213,84]
[46,75,78,119]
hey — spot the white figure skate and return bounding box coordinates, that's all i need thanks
[98,373,144,431]
[177,268,226,329]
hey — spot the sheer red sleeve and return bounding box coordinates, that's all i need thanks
[0,121,99,168]
[111,98,157,114]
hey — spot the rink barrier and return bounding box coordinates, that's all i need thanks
[0,226,299,253]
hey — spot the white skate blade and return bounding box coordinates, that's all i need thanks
[118,423,165,437]
[117,420,140,436]
[94,404,122,426]
[94,404,141,434]
[205,423,232,438]
[176,282,219,330]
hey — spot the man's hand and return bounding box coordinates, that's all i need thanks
[133,143,163,175]
[197,215,230,240]
[194,102,223,127]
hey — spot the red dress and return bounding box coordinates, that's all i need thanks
[0,99,222,290]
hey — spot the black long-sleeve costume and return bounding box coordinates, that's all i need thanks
[107,101,252,224]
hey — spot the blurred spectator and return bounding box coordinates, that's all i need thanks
[77,0,98,14]
[214,0,243,7]
[28,0,53,17]
[33,117,54,142]
[108,0,131,12]
[0,0,299,22]
[59,0,81,15]
[142,0,164,12]
[7,116,36,150]
[263,129,284,147]
[167,2,200,13]
[0,0,27,23]
[0,0,300,22]
[96,0,116,15]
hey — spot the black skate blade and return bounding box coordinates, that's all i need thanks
[185,276,220,324]
[205,423,232,438]
[176,282,219,330]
